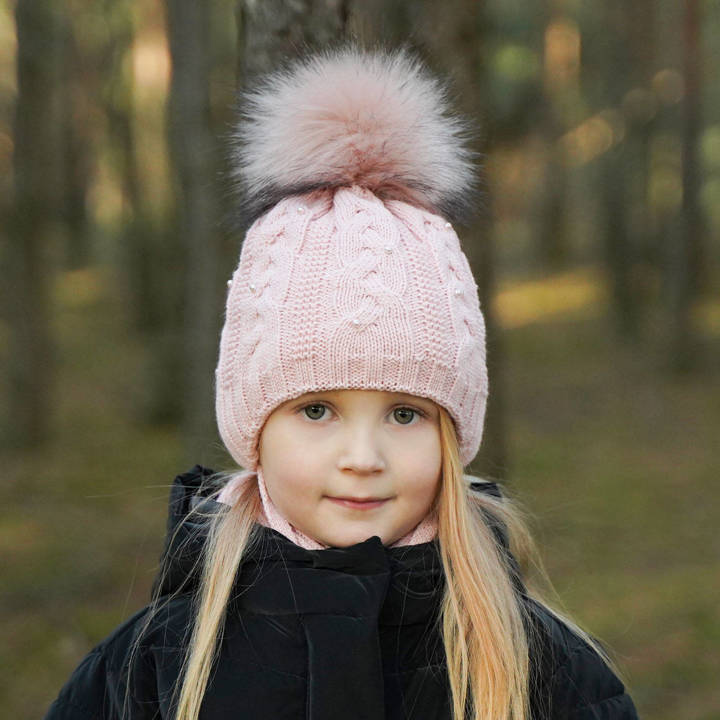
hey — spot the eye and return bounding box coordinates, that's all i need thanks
[392,406,424,425]
[297,403,426,424]
[302,403,330,421]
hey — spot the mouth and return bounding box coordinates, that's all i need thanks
[326,496,391,510]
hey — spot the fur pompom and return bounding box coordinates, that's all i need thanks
[230,45,480,226]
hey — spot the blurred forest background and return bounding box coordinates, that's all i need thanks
[1,0,719,718]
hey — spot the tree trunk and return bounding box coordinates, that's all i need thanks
[346,0,416,48]
[101,0,159,335]
[535,4,571,270]
[4,0,63,449]
[681,0,704,297]
[237,0,350,82]
[668,0,704,372]
[166,0,223,464]
[58,14,92,270]
[597,1,641,340]
[626,0,659,282]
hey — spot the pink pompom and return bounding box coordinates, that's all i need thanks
[230,45,479,225]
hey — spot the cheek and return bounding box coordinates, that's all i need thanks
[397,427,442,470]
[405,472,441,504]
[397,434,442,500]
[264,466,318,505]
[397,448,441,495]
[260,419,318,477]
[261,453,325,513]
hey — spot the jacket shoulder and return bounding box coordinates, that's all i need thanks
[45,465,217,719]
[524,598,639,719]
[43,604,166,720]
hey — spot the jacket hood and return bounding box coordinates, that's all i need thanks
[151,464,511,600]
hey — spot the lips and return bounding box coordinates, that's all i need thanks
[327,496,390,510]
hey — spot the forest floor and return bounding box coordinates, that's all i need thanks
[2,263,719,719]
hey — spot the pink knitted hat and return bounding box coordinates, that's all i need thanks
[215,46,488,472]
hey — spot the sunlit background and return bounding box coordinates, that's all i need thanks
[1,1,719,718]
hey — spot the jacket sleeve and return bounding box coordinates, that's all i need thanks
[43,607,160,720]
[549,636,640,719]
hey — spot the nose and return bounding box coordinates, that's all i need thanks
[337,423,386,474]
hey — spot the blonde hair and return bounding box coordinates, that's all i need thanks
[125,407,622,720]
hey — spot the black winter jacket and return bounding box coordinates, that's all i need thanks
[44,465,639,720]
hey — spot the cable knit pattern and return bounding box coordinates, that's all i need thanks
[216,469,438,549]
[216,184,488,470]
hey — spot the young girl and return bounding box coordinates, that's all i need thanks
[44,46,639,720]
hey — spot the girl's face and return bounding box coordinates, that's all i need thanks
[257,389,443,547]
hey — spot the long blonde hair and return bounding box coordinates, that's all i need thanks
[126,407,621,720]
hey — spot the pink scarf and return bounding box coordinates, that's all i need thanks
[217,467,438,549]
